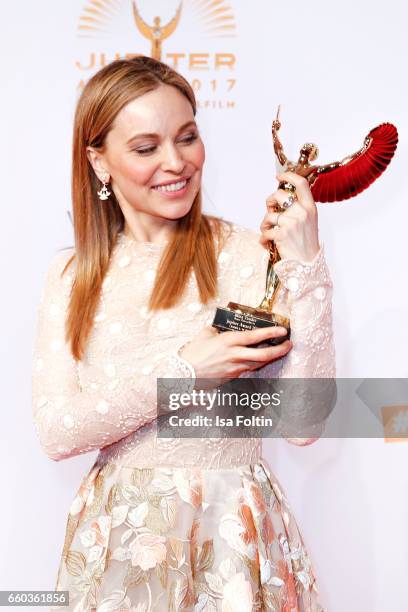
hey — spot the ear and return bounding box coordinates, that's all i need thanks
[86,147,110,182]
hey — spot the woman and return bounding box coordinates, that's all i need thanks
[32,55,335,611]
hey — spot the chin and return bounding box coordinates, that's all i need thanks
[161,201,194,220]
[156,192,197,218]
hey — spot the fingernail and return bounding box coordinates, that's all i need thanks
[275,327,288,335]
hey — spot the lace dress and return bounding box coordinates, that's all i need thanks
[31,220,336,611]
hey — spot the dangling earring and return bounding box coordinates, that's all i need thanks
[97,173,111,201]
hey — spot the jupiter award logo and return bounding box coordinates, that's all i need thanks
[75,0,238,110]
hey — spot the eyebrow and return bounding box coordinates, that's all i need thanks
[126,120,198,145]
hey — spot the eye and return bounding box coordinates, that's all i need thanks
[181,132,199,144]
[134,132,199,156]
[135,146,157,155]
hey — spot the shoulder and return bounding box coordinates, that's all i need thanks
[41,247,76,300]
[225,221,261,245]
[214,217,266,259]
[205,216,269,276]
[46,247,76,278]
[206,215,262,250]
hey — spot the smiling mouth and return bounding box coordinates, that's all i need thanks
[152,177,191,193]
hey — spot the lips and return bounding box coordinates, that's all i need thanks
[152,176,191,188]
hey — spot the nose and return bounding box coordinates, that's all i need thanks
[160,141,186,173]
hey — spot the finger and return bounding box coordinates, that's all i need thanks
[225,324,289,347]
[267,191,309,216]
[261,204,306,231]
[260,214,286,239]
[259,234,272,249]
[259,229,281,248]
[260,211,278,231]
[237,340,293,363]
[260,211,294,233]
[265,189,299,212]
[265,190,285,212]
[258,232,284,251]
[244,361,263,369]
[276,171,315,209]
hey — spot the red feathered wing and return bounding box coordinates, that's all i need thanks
[310,123,398,203]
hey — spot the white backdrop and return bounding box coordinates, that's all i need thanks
[1,0,407,610]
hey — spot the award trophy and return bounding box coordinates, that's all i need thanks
[212,106,398,347]
[212,108,292,347]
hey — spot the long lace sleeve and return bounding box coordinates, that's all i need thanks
[270,246,336,446]
[234,226,336,446]
[31,250,195,462]
[272,245,336,379]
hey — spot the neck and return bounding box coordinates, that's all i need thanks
[122,210,178,245]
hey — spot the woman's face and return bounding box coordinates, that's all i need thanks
[87,83,205,223]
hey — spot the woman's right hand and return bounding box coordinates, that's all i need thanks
[179,325,292,381]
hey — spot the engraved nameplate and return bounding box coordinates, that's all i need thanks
[212,305,290,347]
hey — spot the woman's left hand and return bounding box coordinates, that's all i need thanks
[259,171,320,262]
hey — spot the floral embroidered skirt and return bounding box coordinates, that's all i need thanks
[52,457,325,611]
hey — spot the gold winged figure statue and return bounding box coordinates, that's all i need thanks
[272,105,398,202]
[132,1,183,61]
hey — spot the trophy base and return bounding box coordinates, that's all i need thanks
[212,302,291,347]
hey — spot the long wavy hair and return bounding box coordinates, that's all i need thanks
[62,55,227,361]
